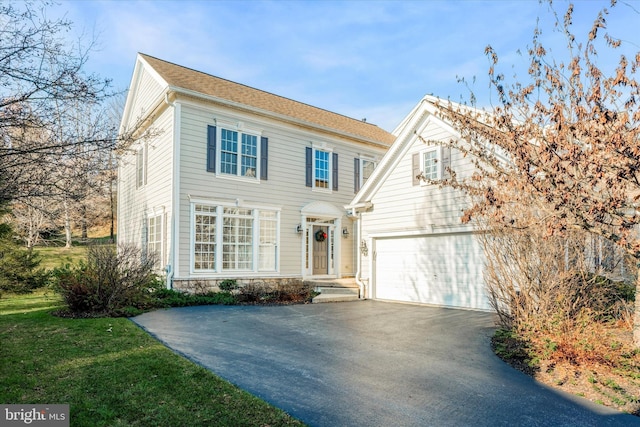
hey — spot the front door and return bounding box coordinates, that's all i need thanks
[312,226,328,275]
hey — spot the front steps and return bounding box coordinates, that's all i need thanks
[305,278,361,303]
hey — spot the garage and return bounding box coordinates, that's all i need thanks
[373,233,490,310]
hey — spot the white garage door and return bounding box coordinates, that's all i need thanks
[373,233,490,310]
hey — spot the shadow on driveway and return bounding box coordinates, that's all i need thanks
[132,301,640,427]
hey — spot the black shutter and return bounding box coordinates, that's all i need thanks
[412,153,420,186]
[207,125,216,172]
[354,157,360,193]
[305,147,312,187]
[332,152,339,191]
[260,137,268,180]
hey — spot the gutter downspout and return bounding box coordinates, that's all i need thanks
[352,207,365,299]
[165,92,176,289]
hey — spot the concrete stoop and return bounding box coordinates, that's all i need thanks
[305,279,360,303]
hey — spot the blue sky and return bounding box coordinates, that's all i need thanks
[49,0,639,132]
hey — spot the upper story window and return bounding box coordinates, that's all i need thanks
[136,142,147,188]
[207,125,268,180]
[306,146,338,191]
[315,149,330,189]
[422,148,440,181]
[412,146,451,186]
[354,157,376,193]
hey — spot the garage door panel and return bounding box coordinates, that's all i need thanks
[374,234,489,310]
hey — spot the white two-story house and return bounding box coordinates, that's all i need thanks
[117,54,394,291]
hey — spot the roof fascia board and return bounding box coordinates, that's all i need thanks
[119,54,170,136]
[350,96,464,206]
[169,85,391,149]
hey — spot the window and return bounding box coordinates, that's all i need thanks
[223,208,253,270]
[354,158,376,192]
[194,205,217,271]
[412,147,448,185]
[206,125,267,179]
[259,211,278,271]
[306,147,338,191]
[147,215,162,268]
[136,143,147,188]
[315,150,330,188]
[422,149,440,181]
[192,202,279,273]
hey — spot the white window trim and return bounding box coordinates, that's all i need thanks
[215,120,262,182]
[147,213,164,269]
[312,145,333,193]
[136,142,147,188]
[420,146,442,184]
[358,157,377,189]
[189,200,280,276]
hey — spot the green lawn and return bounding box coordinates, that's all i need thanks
[33,246,88,270]
[0,290,304,427]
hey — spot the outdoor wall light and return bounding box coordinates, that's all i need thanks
[360,240,368,256]
[295,224,302,233]
[342,227,349,237]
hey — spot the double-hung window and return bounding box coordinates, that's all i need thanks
[412,146,449,185]
[136,142,147,188]
[194,205,217,271]
[422,148,440,181]
[147,214,162,268]
[207,125,267,180]
[192,202,279,273]
[223,208,254,270]
[315,150,330,188]
[354,158,376,192]
[305,146,338,191]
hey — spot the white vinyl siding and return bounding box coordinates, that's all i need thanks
[176,103,387,278]
[361,115,487,309]
[118,106,174,259]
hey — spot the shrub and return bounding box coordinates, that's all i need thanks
[218,279,239,292]
[53,244,160,316]
[0,223,49,293]
[152,288,237,307]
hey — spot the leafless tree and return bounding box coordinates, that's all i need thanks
[424,2,640,344]
[0,1,113,205]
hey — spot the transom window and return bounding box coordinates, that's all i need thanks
[192,203,279,273]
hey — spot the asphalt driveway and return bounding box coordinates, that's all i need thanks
[132,301,640,426]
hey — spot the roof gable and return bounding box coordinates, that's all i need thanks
[347,96,460,207]
[138,53,395,146]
